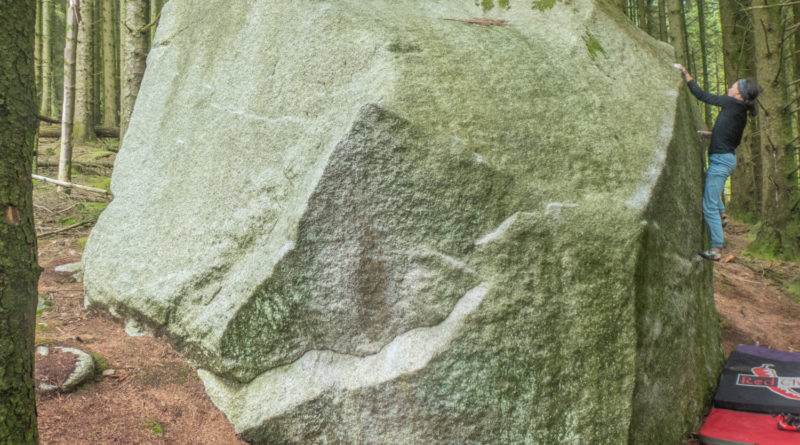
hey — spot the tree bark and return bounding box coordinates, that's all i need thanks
[40,0,53,117]
[751,0,800,259]
[658,0,667,42]
[101,0,118,127]
[720,0,761,219]
[120,0,148,142]
[92,0,102,126]
[36,0,43,97]
[696,0,712,127]
[0,1,42,443]
[636,0,647,31]
[59,0,79,190]
[74,0,97,143]
[666,0,689,66]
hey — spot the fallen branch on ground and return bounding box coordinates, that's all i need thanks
[38,126,119,138]
[37,221,92,238]
[32,174,111,196]
[39,115,62,124]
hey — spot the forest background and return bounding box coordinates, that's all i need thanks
[2,0,800,443]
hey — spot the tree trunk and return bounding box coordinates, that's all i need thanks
[696,0,712,127]
[658,0,667,42]
[74,0,97,144]
[751,0,800,259]
[101,0,118,127]
[636,0,647,31]
[120,0,148,142]
[36,0,43,97]
[92,0,102,127]
[720,0,761,220]
[792,3,800,212]
[0,1,42,443]
[40,0,53,117]
[666,0,689,66]
[59,0,79,190]
[645,0,658,38]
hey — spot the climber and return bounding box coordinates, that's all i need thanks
[674,63,760,262]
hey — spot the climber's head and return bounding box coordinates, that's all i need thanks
[729,78,760,117]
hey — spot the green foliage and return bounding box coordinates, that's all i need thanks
[744,221,800,262]
[143,417,164,436]
[788,277,800,303]
[79,201,108,221]
[36,295,53,317]
[88,150,115,160]
[83,176,111,191]
[77,236,89,248]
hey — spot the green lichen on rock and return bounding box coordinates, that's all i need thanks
[532,0,559,11]
[83,0,722,443]
[583,32,608,59]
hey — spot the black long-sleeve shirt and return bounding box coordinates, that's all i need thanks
[687,80,749,155]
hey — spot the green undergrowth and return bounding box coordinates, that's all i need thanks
[743,222,800,263]
[91,352,108,374]
[36,295,53,316]
[788,278,800,303]
[143,417,164,436]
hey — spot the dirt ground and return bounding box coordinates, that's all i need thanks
[32,134,800,444]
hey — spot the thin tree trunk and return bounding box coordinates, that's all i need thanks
[93,0,102,126]
[751,0,800,259]
[74,0,97,143]
[720,0,761,220]
[0,1,42,443]
[666,0,689,66]
[36,0,43,98]
[792,4,800,208]
[40,0,53,117]
[658,0,667,42]
[120,0,148,142]
[636,0,647,31]
[618,0,629,17]
[697,0,712,127]
[59,0,79,191]
[645,0,658,37]
[101,0,118,127]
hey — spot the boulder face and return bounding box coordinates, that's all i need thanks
[83,0,724,442]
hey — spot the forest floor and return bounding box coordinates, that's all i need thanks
[31,132,800,444]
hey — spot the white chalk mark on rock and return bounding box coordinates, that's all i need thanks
[475,213,519,246]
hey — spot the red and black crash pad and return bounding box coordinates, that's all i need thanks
[714,346,800,415]
[699,408,799,445]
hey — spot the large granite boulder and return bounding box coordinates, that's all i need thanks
[83,0,724,442]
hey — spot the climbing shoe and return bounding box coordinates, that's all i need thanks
[777,413,800,432]
[699,249,721,262]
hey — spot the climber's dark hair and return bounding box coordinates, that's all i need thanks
[737,78,760,117]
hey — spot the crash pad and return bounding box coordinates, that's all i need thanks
[699,409,798,445]
[715,349,800,414]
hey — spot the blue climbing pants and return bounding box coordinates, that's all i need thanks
[703,153,737,248]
